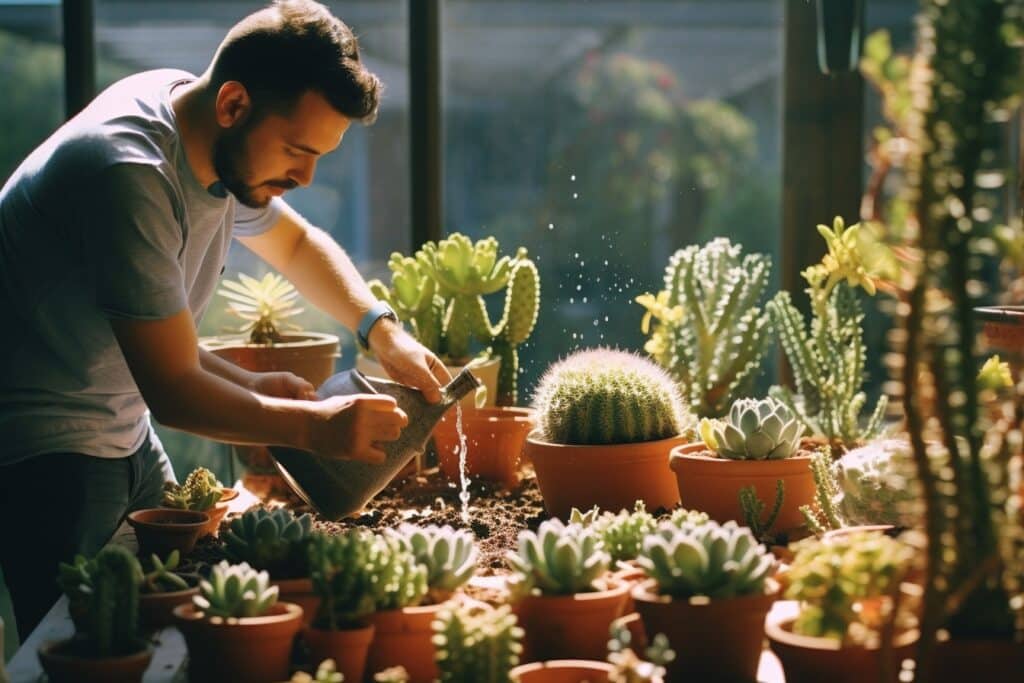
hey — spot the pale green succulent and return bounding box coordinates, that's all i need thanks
[369,534,429,610]
[701,396,802,460]
[162,467,223,511]
[432,603,523,682]
[506,519,610,596]
[223,508,314,579]
[833,439,922,528]
[637,520,774,599]
[569,501,658,563]
[389,524,478,601]
[307,530,382,629]
[194,561,279,619]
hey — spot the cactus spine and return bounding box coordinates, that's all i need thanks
[531,348,691,445]
[637,238,772,418]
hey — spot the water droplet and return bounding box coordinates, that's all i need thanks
[572,192,578,199]
[570,174,576,181]
[582,296,588,303]
[576,285,582,291]
[548,223,554,230]
[593,319,599,326]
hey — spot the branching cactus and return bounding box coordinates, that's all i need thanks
[141,550,190,594]
[432,602,523,683]
[833,439,922,528]
[607,621,675,683]
[569,501,658,564]
[739,481,785,544]
[369,251,444,353]
[307,530,383,629]
[636,238,772,418]
[223,508,314,578]
[799,450,845,535]
[767,217,889,449]
[637,520,774,599]
[194,561,279,618]
[531,348,692,445]
[162,467,223,511]
[700,397,803,460]
[506,519,610,596]
[388,524,478,603]
[369,533,429,611]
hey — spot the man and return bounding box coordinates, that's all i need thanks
[0,0,450,639]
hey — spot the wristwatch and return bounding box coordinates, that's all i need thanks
[357,301,399,352]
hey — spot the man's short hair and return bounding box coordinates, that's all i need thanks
[210,0,382,123]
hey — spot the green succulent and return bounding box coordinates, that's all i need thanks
[389,524,478,602]
[637,520,774,599]
[786,530,913,642]
[162,467,223,511]
[700,397,803,460]
[667,507,711,528]
[141,550,190,594]
[570,501,658,564]
[607,621,674,683]
[506,519,610,596]
[307,530,382,630]
[57,546,144,657]
[432,602,523,683]
[223,508,314,579]
[833,439,922,528]
[290,659,344,683]
[194,561,279,619]
[369,533,430,611]
[532,348,692,445]
[218,272,304,344]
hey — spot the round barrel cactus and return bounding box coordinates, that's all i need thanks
[833,439,922,528]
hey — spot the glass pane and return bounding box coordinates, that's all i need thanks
[443,0,784,401]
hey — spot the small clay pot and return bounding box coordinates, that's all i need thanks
[303,621,375,683]
[508,660,615,683]
[127,508,208,557]
[38,637,153,683]
[273,577,320,627]
[164,487,238,539]
[433,406,536,488]
[173,601,304,683]
[365,602,451,683]
[139,579,199,629]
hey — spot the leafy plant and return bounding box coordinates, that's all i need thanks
[218,272,304,344]
[637,519,774,599]
[141,550,190,594]
[194,561,278,619]
[162,467,223,511]
[506,519,610,596]
[432,602,523,682]
[699,396,803,460]
[57,545,144,656]
[531,347,692,445]
[307,530,382,630]
[388,524,478,603]
[223,508,314,579]
[636,238,772,418]
[607,621,675,683]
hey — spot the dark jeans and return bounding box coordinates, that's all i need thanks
[0,428,175,641]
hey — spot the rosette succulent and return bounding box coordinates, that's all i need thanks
[223,508,314,579]
[194,561,278,619]
[506,519,610,596]
[388,524,478,602]
[700,396,802,460]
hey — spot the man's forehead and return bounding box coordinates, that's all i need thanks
[277,91,350,153]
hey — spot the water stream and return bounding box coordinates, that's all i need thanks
[455,403,471,524]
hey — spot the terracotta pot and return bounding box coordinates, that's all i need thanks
[126,508,208,557]
[514,579,630,663]
[610,563,646,616]
[273,577,320,627]
[632,578,778,682]
[162,487,238,539]
[509,660,615,683]
[766,617,918,683]
[173,602,304,683]
[928,635,1024,683]
[303,622,375,683]
[976,305,1024,353]
[525,435,686,520]
[139,583,199,629]
[669,442,817,532]
[365,602,450,683]
[434,406,536,488]
[37,638,153,683]
[357,354,498,410]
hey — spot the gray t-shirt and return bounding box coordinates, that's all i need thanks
[0,69,284,464]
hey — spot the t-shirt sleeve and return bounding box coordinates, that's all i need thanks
[232,196,285,237]
[87,163,188,320]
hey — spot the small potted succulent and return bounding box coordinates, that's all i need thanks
[670,395,818,531]
[137,550,200,629]
[223,507,318,624]
[304,530,383,682]
[766,529,918,683]
[365,524,477,683]
[42,546,152,683]
[525,348,694,518]
[161,466,237,538]
[506,519,628,663]
[631,519,777,682]
[432,601,524,682]
[173,560,303,683]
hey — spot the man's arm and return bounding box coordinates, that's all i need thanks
[199,347,256,389]
[236,202,451,400]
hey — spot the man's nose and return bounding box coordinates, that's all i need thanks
[289,158,316,187]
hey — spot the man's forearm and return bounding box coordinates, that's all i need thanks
[199,347,255,389]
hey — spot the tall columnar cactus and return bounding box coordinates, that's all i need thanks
[388,524,478,603]
[162,467,223,511]
[636,238,772,418]
[700,397,803,460]
[195,561,279,619]
[432,602,523,683]
[223,508,314,579]
[369,233,540,405]
[58,546,144,656]
[506,519,610,596]
[307,530,382,630]
[531,348,692,445]
[767,217,889,449]
[637,520,773,599]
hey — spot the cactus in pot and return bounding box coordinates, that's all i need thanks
[307,530,382,629]
[223,507,314,579]
[162,467,223,511]
[432,602,523,683]
[194,561,279,618]
[700,397,804,460]
[388,524,478,603]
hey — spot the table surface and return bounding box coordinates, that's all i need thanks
[6,485,794,682]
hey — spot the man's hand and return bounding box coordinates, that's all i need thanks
[308,394,409,464]
[369,320,452,403]
[252,371,317,400]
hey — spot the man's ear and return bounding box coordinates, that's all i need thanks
[214,81,252,129]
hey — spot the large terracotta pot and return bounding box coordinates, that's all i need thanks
[509,660,615,683]
[37,638,153,683]
[303,622,375,683]
[433,406,536,488]
[669,442,817,531]
[525,435,686,520]
[356,354,498,410]
[632,578,778,682]
[365,602,450,683]
[126,508,208,557]
[173,602,303,683]
[273,577,320,628]
[514,579,630,663]
[766,617,918,683]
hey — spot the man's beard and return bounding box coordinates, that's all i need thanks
[212,127,295,208]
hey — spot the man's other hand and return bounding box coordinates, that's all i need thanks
[253,371,317,400]
[370,321,452,404]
